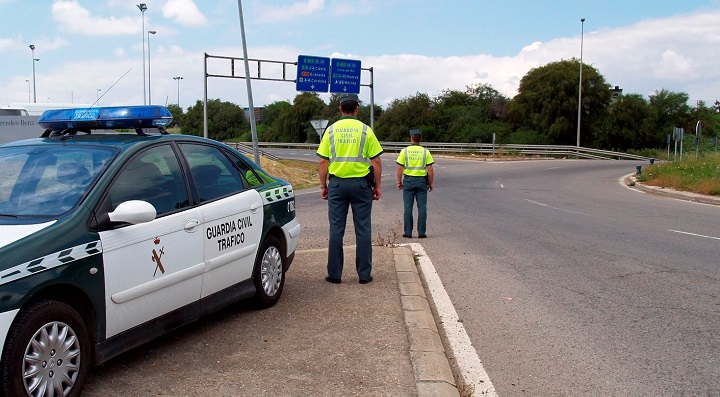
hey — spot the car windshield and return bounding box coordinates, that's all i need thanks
[0,145,116,217]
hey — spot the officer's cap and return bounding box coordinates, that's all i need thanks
[338,93,360,104]
[410,129,422,136]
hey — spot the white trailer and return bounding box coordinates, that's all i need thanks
[8,103,91,116]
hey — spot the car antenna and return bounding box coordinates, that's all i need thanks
[77,67,134,118]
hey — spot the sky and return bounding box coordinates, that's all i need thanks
[2,0,720,111]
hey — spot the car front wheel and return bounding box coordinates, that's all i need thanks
[0,301,90,397]
[251,235,285,308]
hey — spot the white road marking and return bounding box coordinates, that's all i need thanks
[669,229,720,241]
[525,199,592,216]
[408,243,498,396]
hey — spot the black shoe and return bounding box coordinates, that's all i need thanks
[325,277,341,284]
[418,234,427,238]
[359,276,373,284]
[402,234,412,238]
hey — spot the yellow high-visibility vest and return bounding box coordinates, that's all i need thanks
[317,117,383,177]
[397,145,434,176]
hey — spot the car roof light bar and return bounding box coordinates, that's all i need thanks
[38,105,174,135]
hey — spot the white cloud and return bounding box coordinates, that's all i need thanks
[52,0,140,35]
[520,41,543,53]
[255,0,325,23]
[161,0,208,28]
[8,4,720,109]
[329,0,372,16]
[0,37,17,51]
[656,50,694,79]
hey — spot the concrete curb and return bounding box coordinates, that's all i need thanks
[394,246,461,397]
[623,174,720,206]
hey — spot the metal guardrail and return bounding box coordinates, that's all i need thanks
[238,142,653,161]
[225,142,280,161]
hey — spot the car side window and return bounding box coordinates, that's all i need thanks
[226,152,266,188]
[179,144,246,203]
[108,145,189,216]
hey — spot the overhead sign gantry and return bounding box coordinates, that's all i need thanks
[203,53,375,139]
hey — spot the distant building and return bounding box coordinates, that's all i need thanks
[243,107,264,124]
[610,86,623,102]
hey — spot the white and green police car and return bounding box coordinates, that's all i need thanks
[0,105,301,396]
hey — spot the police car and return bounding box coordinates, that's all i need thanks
[0,105,301,396]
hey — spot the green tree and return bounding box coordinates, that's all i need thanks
[691,101,720,144]
[375,93,434,141]
[594,94,650,150]
[268,92,325,142]
[256,101,291,141]
[467,83,510,121]
[181,99,248,141]
[260,101,291,127]
[166,103,184,129]
[509,59,611,146]
[324,93,381,127]
[432,84,510,143]
[645,89,691,146]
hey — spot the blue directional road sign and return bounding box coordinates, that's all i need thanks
[296,55,330,92]
[330,58,361,94]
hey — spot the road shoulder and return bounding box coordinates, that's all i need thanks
[623,174,720,206]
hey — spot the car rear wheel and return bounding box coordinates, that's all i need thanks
[251,235,285,308]
[0,301,90,397]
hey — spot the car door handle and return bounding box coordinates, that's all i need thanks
[250,202,261,213]
[184,219,200,232]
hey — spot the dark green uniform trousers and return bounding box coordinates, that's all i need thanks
[327,176,373,280]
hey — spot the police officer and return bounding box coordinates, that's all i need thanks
[317,93,383,284]
[396,129,434,238]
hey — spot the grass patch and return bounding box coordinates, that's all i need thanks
[637,153,720,195]
[260,158,318,190]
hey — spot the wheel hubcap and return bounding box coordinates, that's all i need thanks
[260,246,283,297]
[23,321,81,397]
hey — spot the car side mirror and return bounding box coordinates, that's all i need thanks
[108,200,157,224]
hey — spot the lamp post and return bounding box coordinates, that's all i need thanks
[576,18,585,148]
[137,3,147,105]
[147,30,156,104]
[29,44,38,103]
[26,80,30,102]
[97,89,101,104]
[173,76,183,107]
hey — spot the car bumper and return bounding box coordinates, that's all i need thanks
[282,218,301,269]
[0,309,19,359]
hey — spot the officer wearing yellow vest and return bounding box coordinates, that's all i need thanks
[317,93,383,284]
[396,129,434,238]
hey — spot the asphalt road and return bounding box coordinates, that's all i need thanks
[286,150,719,395]
[407,157,720,396]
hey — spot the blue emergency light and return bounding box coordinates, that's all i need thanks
[38,105,173,132]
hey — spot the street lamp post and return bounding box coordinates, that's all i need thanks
[147,30,156,104]
[97,89,101,104]
[576,18,585,148]
[173,76,183,107]
[29,44,38,103]
[137,3,148,105]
